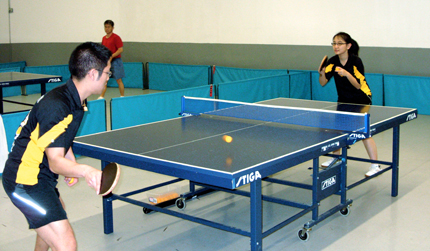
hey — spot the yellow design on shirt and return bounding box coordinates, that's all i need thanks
[15,114,73,185]
[325,64,334,73]
[353,66,372,96]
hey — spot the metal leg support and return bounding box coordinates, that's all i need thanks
[102,160,114,234]
[250,178,262,251]
[392,126,400,197]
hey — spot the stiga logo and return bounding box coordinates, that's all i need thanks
[48,78,61,82]
[406,113,417,121]
[321,142,340,152]
[349,133,366,140]
[321,175,336,190]
[235,171,262,188]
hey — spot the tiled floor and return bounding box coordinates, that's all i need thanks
[1,88,428,250]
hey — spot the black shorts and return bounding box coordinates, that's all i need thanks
[2,177,67,229]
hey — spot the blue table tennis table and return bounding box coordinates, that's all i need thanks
[0,72,62,114]
[73,97,417,251]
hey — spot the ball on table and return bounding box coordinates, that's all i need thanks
[222,135,233,143]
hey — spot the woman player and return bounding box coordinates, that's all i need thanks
[318,32,381,177]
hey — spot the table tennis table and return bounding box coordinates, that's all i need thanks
[73,96,417,251]
[0,72,62,114]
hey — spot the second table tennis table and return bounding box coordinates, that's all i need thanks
[73,97,417,251]
[0,71,62,114]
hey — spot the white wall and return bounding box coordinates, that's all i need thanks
[2,0,430,48]
[0,0,10,44]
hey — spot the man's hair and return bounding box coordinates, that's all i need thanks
[104,20,114,27]
[69,42,112,80]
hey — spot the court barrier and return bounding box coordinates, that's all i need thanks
[0,67,21,73]
[1,99,106,156]
[106,62,143,89]
[147,62,211,91]
[0,61,26,72]
[217,74,289,103]
[310,71,340,102]
[24,64,70,95]
[384,75,430,115]
[212,66,288,85]
[77,99,107,136]
[1,111,28,151]
[289,71,312,100]
[111,85,213,130]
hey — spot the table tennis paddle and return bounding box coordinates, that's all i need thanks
[318,55,328,72]
[99,162,121,196]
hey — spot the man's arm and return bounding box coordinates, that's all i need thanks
[110,47,123,60]
[46,147,102,194]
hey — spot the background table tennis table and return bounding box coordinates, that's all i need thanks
[73,97,417,251]
[0,72,62,114]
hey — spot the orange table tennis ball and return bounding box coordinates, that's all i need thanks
[222,135,233,143]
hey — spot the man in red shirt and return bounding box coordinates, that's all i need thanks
[99,20,125,98]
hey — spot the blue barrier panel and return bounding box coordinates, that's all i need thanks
[218,74,289,103]
[365,73,383,106]
[0,61,26,71]
[289,71,311,100]
[311,71,338,102]
[111,85,212,130]
[106,62,143,89]
[77,99,106,136]
[384,75,429,115]
[24,65,70,94]
[0,67,21,73]
[213,66,288,85]
[2,111,29,151]
[147,62,211,91]
[1,67,22,97]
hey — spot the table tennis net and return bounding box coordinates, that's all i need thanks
[181,97,370,134]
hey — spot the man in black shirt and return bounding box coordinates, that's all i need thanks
[2,42,112,250]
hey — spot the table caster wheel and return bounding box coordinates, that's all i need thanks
[175,198,186,210]
[297,228,310,241]
[143,207,151,214]
[340,205,351,216]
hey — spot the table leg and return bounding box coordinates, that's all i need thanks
[21,86,27,96]
[41,83,46,95]
[312,158,319,220]
[391,126,400,197]
[101,160,114,234]
[341,146,348,204]
[250,178,262,251]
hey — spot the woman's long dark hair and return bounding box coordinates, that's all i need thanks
[333,32,359,56]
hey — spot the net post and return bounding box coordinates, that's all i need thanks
[181,96,186,115]
[364,113,370,137]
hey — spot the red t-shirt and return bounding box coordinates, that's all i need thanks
[102,33,123,59]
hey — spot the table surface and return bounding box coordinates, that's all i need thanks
[74,98,417,189]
